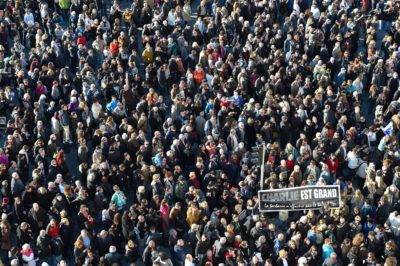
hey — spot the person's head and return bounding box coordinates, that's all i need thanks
[22,243,30,251]
[75,239,84,249]
[288,240,297,249]
[367,252,376,261]
[127,240,135,249]
[298,256,308,266]
[50,218,57,227]
[109,245,116,253]
[12,172,19,180]
[33,203,39,211]
[186,254,193,262]
[81,229,88,237]
[385,240,396,251]
[148,240,155,248]
[385,256,397,266]
[279,249,288,259]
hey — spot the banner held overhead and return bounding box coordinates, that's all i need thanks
[258,185,340,212]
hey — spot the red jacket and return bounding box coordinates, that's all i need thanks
[286,159,295,172]
[110,42,119,56]
[190,178,200,189]
[220,101,230,108]
[326,158,339,174]
[77,36,87,47]
[47,224,60,238]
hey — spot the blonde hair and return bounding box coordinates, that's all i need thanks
[279,249,288,258]
[352,233,364,247]
[354,189,363,202]
[38,187,47,194]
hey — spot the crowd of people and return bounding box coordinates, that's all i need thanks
[0,0,398,265]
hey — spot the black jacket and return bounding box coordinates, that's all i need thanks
[96,236,111,256]
[36,235,52,259]
[51,238,64,256]
[17,227,34,244]
[125,246,139,263]
[142,246,155,266]
[104,252,123,265]
[335,223,350,243]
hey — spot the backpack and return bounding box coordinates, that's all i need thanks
[175,181,188,200]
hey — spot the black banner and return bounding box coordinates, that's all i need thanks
[258,185,340,212]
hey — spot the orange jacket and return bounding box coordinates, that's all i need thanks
[194,69,205,85]
[110,42,119,56]
[186,207,200,226]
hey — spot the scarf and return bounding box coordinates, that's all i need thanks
[21,248,33,257]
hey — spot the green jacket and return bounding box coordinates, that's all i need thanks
[111,191,127,210]
[59,0,71,10]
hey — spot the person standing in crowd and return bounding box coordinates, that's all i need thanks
[110,185,126,211]
[60,104,72,144]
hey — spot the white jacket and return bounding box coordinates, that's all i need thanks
[51,116,61,134]
[388,212,400,236]
[22,252,36,266]
[347,152,359,169]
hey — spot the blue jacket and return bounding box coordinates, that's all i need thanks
[60,111,70,126]
[273,238,284,255]
[322,244,334,260]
